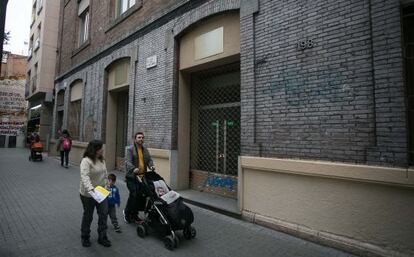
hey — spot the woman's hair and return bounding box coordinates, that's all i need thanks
[62,129,70,137]
[83,139,103,163]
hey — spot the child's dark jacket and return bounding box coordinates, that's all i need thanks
[107,185,120,207]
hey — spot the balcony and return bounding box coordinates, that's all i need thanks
[25,82,30,98]
[31,74,38,94]
[28,48,33,60]
[34,38,40,51]
[37,0,43,14]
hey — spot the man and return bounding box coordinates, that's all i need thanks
[123,132,154,223]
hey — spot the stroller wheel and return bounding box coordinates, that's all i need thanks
[164,235,175,250]
[183,226,196,240]
[174,235,180,248]
[137,224,146,238]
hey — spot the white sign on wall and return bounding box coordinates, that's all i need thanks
[146,55,157,69]
[194,27,224,60]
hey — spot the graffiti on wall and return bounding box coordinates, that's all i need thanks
[203,174,236,192]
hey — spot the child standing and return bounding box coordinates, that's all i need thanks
[107,173,121,233]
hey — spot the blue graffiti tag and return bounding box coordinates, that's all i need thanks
[203,175,235,191]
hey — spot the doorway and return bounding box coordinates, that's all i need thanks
[190,63,240,197]
[403,5,414,165]
[115,91,128,170]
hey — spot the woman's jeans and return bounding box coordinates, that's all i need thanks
[80,194,108,239]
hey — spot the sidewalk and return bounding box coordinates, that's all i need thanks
[0,148,357,257]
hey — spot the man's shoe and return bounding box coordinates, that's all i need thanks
[122,209,130,223]
[114,225,122,233]
[123,209,133,224]
[81,238,91,247]
[98,237,111,247]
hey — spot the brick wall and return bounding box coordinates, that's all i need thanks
[55,0,409,167]
[240,0,408,166]
[57,0,179,76]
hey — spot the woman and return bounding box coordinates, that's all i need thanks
[79,140,111,247]
[56,129,72,168]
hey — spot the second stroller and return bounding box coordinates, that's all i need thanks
[136,171,196,250]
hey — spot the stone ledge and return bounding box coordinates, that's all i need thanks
[242,210,410,257]
[241,156,414,188]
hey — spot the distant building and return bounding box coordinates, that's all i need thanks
[0,52,27,148]
[52,1,414,256]
[25,0,60,149]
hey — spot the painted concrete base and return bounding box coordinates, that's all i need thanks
[242,210,409,257]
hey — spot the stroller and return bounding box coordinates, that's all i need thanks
[136,171,196,250]
[29,141,43,161]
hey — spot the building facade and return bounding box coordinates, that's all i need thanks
[53,0,414,256]
[0,52,27,148]
[25,0,60,148]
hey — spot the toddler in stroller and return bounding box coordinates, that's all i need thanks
[29,134,43,161]
[136,171,196,250]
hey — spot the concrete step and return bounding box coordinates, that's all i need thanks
[177,189,241,219]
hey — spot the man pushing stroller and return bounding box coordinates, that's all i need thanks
[123,132,155,224]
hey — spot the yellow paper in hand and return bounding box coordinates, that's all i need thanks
[89,186,110,203]
[95,186,110,197]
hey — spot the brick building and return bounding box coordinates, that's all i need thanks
[52,0,414,256]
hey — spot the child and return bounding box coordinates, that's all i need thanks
[156,186,166,196]
[107,173,121,233]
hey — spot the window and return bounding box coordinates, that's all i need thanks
[78,0,90,46]
[78,10,89,46]
[56,90,65,138]
[28,36,33,59]
[116,0,136,17]
[34,23,41,51]
[68,81,83,140]
[57,90,65,107]
[32,63,38,93]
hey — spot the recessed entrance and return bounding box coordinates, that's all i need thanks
[105,58,131,171]
[189,63,240,198]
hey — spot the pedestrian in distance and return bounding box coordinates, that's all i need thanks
[107,173,122,233]
[79,140,111,247]
[123,132,155,224]
[56,129,72,168]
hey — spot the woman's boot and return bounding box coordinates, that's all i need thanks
[98,234,111,247]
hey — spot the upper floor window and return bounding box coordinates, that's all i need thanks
[78,0,90,46]
[116,0,136,17]
[78,10,89,46]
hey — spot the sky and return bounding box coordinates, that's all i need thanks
[4,0,31,56]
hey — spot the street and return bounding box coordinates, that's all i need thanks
[0,148,356,257]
